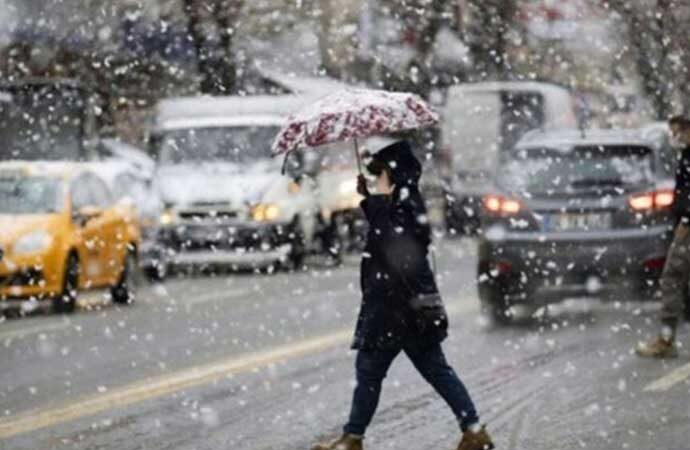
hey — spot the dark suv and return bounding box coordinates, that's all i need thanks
[477,129,676,323]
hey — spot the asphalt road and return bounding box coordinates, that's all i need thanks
[0,238,689,450]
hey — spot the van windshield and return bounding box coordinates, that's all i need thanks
[155,126,280,166]
[498,146,654,195]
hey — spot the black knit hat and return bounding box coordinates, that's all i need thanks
[366,140,422,187]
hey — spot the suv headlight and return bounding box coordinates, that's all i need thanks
[13,231,52,255]
[252,204,281,222]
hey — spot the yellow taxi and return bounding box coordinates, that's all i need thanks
[0,162,141,313]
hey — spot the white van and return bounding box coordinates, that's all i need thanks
[143,94,326,277]
[441,81,579,233]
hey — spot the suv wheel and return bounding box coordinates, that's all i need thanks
[478,279,515,325]
[287,217,307,270]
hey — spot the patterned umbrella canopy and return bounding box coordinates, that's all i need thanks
[271,88,439,172]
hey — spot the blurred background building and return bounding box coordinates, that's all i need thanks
[1,0,689,143]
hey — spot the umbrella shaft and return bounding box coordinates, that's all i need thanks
[354,138,362,174]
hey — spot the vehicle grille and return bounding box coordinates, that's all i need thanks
[0,268,44,287]
[161,224,290,251]
[176,200,240,222]
[178,210,239,221]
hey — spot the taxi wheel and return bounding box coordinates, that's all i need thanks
[112,252,136,305]
[53,254,78,314]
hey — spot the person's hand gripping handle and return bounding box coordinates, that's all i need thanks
[357,174,370,197]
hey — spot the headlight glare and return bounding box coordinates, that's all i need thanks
[252,204,281,222]
[160,210,175,225]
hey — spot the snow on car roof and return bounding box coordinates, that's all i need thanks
[264,72,351,97]
[0,160,91,180]
[516,128,654,152]
[447,81,571,95]
[155,115,287,132]
[154,95,317,132]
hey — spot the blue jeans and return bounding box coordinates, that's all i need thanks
[343,342,478,436]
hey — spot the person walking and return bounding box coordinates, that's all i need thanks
[637,115,690,358]
[311,140,494,450]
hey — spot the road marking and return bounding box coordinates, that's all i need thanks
[643,362,690,392]
[0,295,477,439]
[0,321,71,341]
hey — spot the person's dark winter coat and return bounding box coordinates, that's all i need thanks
[673,146,690,226]
[352,140,447,351]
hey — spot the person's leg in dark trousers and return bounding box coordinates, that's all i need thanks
[343,348,400,436]
[405,342,479,431]
[660,231,690,334]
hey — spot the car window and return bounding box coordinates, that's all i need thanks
[111,173,135,200]
[70,173,112,210]
[113,172,148,203]
[499,146,654,194]
[0,176,63,214]
[87,174,113,208]
[70,175,92,211]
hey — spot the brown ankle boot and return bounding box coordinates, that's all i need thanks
[311,434,363,450]
[456,425,494,450]
[636,336,678,358]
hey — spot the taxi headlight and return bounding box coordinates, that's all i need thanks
[252,204,281,222]
[13,231,52,255]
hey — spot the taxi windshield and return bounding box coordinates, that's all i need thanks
[0,176,63,214]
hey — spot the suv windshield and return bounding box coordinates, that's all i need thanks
[0,176,63,214]
[155,126,280,166]
[499,146,654,194]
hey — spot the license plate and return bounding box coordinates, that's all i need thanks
[544,213,612,231]
[188,227,223,242]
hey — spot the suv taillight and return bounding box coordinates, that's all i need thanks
[483,194,522,215]
[629,189,674,211]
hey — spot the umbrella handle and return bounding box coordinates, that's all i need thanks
[281,152,289,176]
[354,138,363,174]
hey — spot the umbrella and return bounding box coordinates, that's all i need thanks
[271,88,439,174]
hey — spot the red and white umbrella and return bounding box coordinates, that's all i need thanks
[272,88,439,173]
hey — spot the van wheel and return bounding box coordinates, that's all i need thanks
[287,217,307,270]
[112,252,136,305]
[321,214,344,264]
[144,262,167,281]
[53,254,79,314]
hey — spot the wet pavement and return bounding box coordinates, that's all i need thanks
[0,238,688,450]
